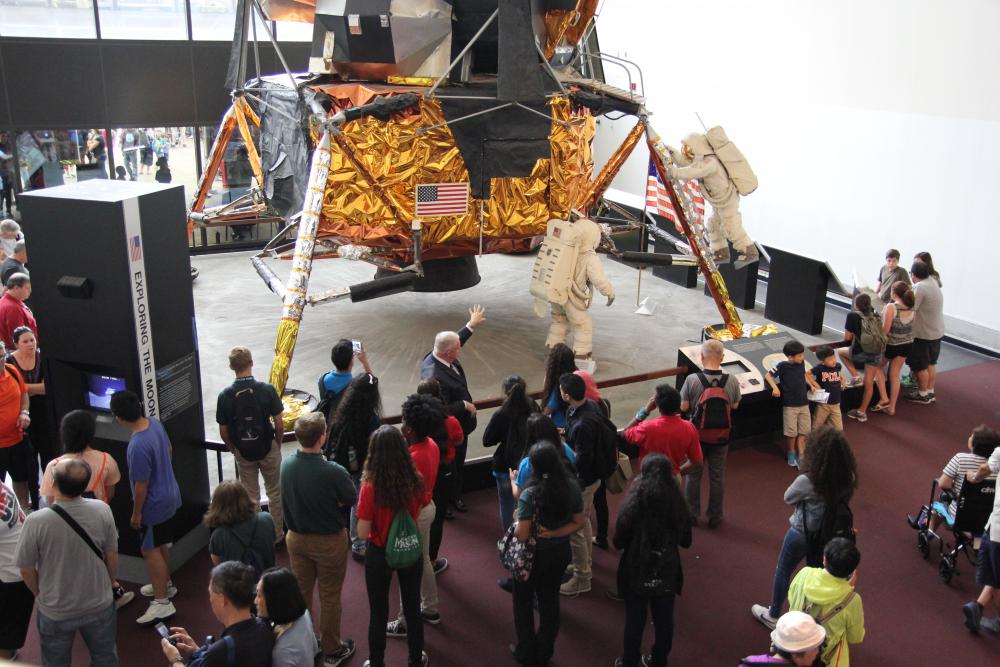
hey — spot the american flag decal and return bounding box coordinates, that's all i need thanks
[646,159,705,228]
[415,183,469,216]
[130,235,143,262]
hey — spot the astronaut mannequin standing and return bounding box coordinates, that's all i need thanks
[668,132,758,266]
[531,217,615,360]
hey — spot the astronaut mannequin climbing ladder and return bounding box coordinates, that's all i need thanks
[667,128,759,267]
[530,217,615,359]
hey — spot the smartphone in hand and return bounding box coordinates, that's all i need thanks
[352,339,362,354]
[155,622,176,646]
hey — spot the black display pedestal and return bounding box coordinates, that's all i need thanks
[704,243,758,309]
[651,215,697,288]
[763,245,833,335]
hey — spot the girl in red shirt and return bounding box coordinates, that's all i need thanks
[355,426,428,667]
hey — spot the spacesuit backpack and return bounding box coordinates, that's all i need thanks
[705,126,758,196]
[530,218,583,308]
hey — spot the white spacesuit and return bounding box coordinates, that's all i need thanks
[530,218,615,358]
[668,132,757,266]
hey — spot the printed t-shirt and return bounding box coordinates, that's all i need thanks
[771,361,809,407]
[409,437,440,506]
[810,363,843,405]
[0,364,26,447]
[126,418,181,526]
[356,482,421,549]
[0,482,26,582]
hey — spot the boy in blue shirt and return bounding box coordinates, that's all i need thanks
[317,339,373,401]
[110,390,181,626]
[766,340,821,468]
[810,347,846,432]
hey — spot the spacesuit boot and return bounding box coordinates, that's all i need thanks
[734,244,759,269]
[712,247,731,264]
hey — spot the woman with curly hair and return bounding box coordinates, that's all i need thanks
[510,441,585,667]
[327,373,382,560]
[483,375,540,533]
[751,426,858,630]
[613,454,692,667]
[356,425,428,667]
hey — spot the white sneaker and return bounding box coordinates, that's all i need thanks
[115,591,136,610]
[751,604,778,630]
[140,582,177,598]
[136,600,176,626]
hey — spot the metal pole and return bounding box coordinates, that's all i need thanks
[428,8,499,97]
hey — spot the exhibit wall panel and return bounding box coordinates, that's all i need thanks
[593,0,1000,348]
[103,42,197,127]
[0,38,312,130]
[3,41,108,127]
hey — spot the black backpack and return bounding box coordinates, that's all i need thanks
[229,384,272,462]
[578,410,622,481]
[314,374,346,423]
[232,518,265,579]
[805,495,856,567]
[626,524,679,597]
[690,373,733,444]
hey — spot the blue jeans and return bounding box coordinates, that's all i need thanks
[769,527,807,618]
[495,472,515,533]
[38,601,117,667]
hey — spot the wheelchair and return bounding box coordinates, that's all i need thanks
[906,476,996,584]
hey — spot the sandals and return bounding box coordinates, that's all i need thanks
[872,403,894,415]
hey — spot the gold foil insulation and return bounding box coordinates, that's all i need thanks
[314,87,595,262]
[544,0,600,60]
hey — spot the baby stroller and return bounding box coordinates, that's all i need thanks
[906,476,996,584]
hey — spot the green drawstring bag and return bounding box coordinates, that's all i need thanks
[385,509,421,569]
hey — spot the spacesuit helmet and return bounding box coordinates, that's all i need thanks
[682,132,712,159]
[575,218,602,250]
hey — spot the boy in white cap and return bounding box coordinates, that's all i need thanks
[739,611,826,665]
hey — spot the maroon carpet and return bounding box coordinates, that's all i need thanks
[16,361,1000,666]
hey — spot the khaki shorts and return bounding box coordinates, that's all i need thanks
[783,405,811,437]
[812,403,843,431]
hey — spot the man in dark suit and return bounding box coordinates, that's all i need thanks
[420,304,486,514]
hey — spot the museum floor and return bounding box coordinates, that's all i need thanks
[190,249,989,480]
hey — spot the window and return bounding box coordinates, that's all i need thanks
[97,0,188,40]
[109,126,195,194]
[191,0,273,42]
[17,129,103,191]
[191,123,278,248]
[0,2,97,39]
[275,19,312,42]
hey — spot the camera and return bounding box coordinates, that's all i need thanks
[155,622,176,646]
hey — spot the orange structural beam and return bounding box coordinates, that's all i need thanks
[577,119,645,212]
[189,106,237,229]
[234,96,264,189]
[648,138,743,338]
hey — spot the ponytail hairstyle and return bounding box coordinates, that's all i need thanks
[524,441,575,528]
[853,292,873,317]
[891,280,915,308]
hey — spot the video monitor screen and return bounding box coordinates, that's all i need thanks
[721,360,751,374]
[85,374,126,411]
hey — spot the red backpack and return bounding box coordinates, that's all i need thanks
[690,373,732,444]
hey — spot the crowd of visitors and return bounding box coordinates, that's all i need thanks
[2,241,999,667]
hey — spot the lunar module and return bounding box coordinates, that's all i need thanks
[190,0,755,397]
